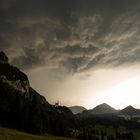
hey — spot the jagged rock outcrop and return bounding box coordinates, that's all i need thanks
[0,51,48,104]
[0,51,30,96]
[0,51,8,63]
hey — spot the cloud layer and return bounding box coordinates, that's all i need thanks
[1,0,140,76]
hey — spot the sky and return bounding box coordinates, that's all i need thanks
[1,0,140,109]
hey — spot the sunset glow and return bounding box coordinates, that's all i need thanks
[99,78,140,109]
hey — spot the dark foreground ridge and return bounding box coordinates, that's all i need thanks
[0,51,73,135]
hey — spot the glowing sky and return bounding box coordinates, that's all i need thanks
[1,0,140,109]
[28,65,140,109]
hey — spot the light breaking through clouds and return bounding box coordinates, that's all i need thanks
[1,0,140,108]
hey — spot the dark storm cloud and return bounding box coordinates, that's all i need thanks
[1,0,140,74]
[12,47,48,69]
[60,44,99,57]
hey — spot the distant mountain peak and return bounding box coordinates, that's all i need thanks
[0,51,8,63]
[102,103,107,105]
[69,105,87,114]
[86,103,117,115]
[94,103,114,109]
[99,103,111,107]
[125,105,134,109]
[122,105,135,111]
[120,105,140,115]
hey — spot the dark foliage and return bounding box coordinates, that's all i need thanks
[0,79,74,135]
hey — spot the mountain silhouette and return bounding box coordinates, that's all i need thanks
[0,51,73,134]
[69,106,87,114]
[82,103,140,116]
[83,103,117,115]
[0,51,49,104]
[119,105,140,115]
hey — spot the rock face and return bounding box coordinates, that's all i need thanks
[0,51,48,103]
[0,59,30,97]
[0,51,8,63]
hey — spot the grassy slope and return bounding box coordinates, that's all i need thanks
[0,127,75,140]
[0,126,140,140]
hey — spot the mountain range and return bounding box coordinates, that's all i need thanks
[69,103,140,116]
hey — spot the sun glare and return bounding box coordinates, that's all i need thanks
[99,77,140,109]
